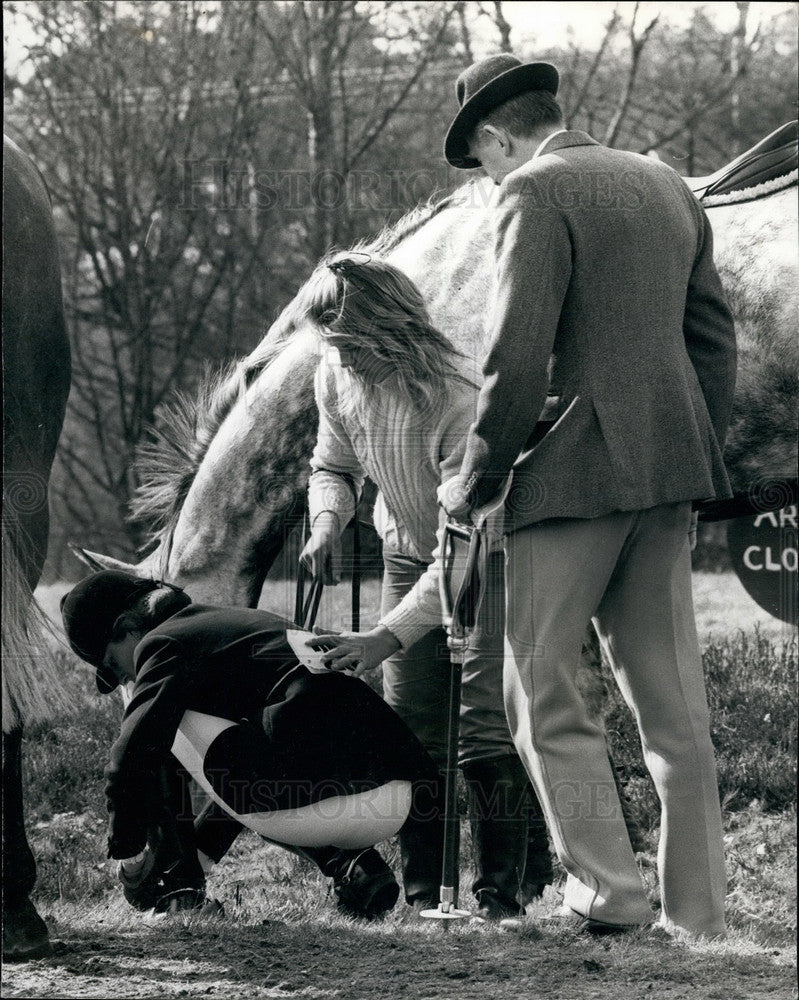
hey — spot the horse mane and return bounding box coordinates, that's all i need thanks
[368,187,464,254]
[131,185,469,552]
[130,361,243,552]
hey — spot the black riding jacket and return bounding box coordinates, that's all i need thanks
[104,604,436,858]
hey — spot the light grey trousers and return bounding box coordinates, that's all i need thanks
[503,502,726,936]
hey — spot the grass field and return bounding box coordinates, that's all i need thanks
[4,572,796,999]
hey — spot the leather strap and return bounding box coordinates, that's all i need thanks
[295,479,361,632]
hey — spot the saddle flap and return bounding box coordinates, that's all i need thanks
[686,121,798,199]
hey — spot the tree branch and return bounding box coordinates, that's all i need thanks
[603,3,660,147]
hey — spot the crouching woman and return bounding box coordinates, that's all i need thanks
[60,571,439,919]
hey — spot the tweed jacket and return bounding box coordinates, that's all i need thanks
[459,130,737,529]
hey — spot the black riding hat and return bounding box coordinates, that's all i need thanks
[444,53,559,169]
[60,571,162,693]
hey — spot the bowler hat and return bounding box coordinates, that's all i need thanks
[60,571,160,693]
[444,54,559,169]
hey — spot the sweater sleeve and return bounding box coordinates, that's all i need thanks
[379,507,504,650]
[378,513,448,649]
[379,409,500,650]
[307,364,364,531]
[459,174,573,509]
[104,635,196,859]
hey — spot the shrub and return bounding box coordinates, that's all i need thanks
[605,629,798,829]
[22,648,123,824]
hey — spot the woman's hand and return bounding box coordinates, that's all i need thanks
[300,511,342,584]
[307,626,401,678]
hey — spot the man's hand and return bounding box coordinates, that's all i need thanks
[307,626,401,677]
[437,474,475,523]
[299,511,342,585]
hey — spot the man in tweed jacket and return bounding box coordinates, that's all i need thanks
[440,55,736,938]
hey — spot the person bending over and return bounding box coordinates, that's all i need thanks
[61,570,439,919]
[439,54,734,938]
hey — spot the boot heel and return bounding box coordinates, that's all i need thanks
[333,848,400,920]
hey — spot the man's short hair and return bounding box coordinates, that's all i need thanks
[474,89,563,140]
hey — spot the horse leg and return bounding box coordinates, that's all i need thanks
[2,726,50,961]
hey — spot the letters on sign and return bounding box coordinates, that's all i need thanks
[727,505,798,625]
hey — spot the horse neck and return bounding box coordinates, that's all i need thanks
[164,331,320,606]
[157,187,495,608]
[388,180,495,359]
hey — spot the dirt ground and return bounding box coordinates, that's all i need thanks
[5,801,796,1000]
[3,887,795,1000]
[3,918,795,1000]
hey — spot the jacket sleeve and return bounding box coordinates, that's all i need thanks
[459,174,573,508]
[683,202,737,447]
[307,364,364,531]
[104,635,196,859]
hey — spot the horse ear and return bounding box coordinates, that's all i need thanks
[68,545,146,576]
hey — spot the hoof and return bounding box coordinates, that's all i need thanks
[2,898,51,962]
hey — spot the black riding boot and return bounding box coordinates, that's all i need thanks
[397,774,448,908]
[519,781,554,906]
[119,762,216,914]
[153,762,207,897]
[290,844,399,920]
[462,754,530,921]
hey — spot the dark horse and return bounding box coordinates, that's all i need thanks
[2,136,71,960]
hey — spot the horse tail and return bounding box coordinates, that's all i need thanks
[2,530,73,734]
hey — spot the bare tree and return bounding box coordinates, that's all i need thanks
[7,1,279,558]
[549,3,773,168]
[562,5,622,127]
[455,0,475,65]
[627,6,764,168]
[488,1,513,53]
[253,0,459,257]
[730,2,752,134]
[602,2,660,147]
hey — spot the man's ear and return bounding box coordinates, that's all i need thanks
[481,124,513,158]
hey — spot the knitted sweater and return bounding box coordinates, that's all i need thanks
[308,358,492,649]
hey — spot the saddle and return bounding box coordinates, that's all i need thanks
[686,120,798,201]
